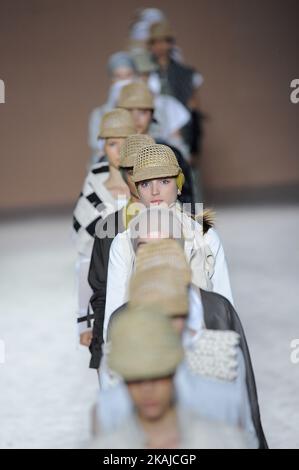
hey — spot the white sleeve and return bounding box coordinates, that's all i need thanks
[204,228,234,306]
[154,95,191,135]
[103,234,131,341]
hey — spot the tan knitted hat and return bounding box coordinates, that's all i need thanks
[129,266,189,316]
[117,81,154,110]
[134,239,191,285]
[120,134,155,168]
[132,143,182,183]
[108,306,184,381]
[98,108,135,139]
[148,21,175,43]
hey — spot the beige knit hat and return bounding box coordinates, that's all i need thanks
[132,144,182,183]
[148,21,175,43]
[129,266,189,316]
[98,108,135,139]
[108,306,184,381]
[120,134,155,168]
[135,239,191,285]
[117,81,154,110]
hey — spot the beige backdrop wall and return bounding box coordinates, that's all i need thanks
[0,0,298,210]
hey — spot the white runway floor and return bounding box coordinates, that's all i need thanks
[0,205,298,448]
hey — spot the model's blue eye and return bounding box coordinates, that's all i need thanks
[140,181,150,188]
[161,179,170,184]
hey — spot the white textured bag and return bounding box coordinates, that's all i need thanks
[185,330,240,381]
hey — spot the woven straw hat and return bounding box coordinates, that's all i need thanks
[148,21,175,43]
[120,134,155,168]
[130,266,189,316]
[108,306,184,381]
[135,239,191,285]
[117,81,154,110]
[132,143,181,183]
[98,108,135,139]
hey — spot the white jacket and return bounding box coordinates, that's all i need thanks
[103,210,233,341]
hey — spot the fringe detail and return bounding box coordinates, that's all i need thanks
[194,208,216,234]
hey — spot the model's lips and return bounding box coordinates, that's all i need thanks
[142,401,159,409]
[150,199,163,205]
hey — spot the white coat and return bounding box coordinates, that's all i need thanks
[103,207,233,341]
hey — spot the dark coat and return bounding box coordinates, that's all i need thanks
[200,289,268,449]
[88,209,122,370]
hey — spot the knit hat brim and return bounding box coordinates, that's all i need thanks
[118,103,154,110]
[132,165,180,183]
[97,126,135,139]
[109,347,183,382]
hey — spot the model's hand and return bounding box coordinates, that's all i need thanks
[80,330,93,347]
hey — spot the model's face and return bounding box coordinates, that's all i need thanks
[139,72,150,82]
[137,177,178,207]
[149,38,172,60]
[170,315,186,336]
[127,376,174,421]
[112,67,135,83]
[130,108,152,134]
[104,137,126,169]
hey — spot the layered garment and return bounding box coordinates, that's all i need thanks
[105,287,268,449]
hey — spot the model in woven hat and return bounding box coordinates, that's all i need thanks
[87,133,154,368]
[117,81,155,134]
[88,51,136,165]
[131,50,191,161]
[128,8,166,52]
[147,20,205,201]
[128,9,183,62]
[147,21,203,149]
[117,81,195,206]
[73,108,135,347]
[89,305,253,449]
[103,144,233,327]
[104,243,267,448]
[92,234,267,447]
[101,149,268,450]
[103,264,257,445]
